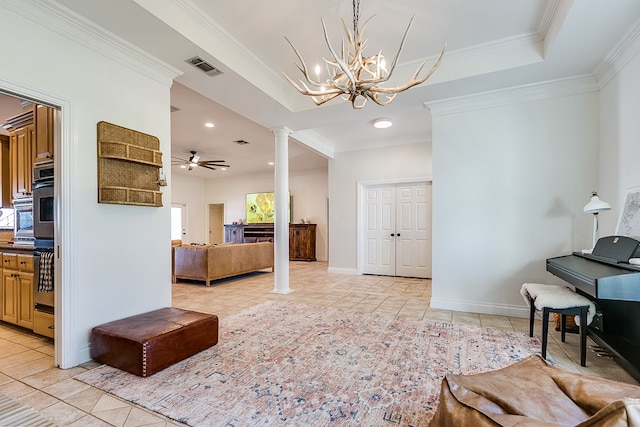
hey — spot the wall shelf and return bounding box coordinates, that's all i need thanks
[97,121,163,207]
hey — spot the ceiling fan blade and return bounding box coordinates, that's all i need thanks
[201,165,217,171]
[199,160,226,163]
[197,162,229,167]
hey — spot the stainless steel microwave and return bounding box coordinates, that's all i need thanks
[13,197,34,245]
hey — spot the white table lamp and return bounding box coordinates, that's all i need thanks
[583,191,611,253]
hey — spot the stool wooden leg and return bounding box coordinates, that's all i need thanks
[542,308,550,360]
[529,298,536,337]
[580,306,588,367]
[561,314,567,342]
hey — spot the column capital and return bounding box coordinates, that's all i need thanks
[270,126,293,136]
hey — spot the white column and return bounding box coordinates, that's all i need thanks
[272,128,292,294]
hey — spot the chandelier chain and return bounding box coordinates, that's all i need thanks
[353,0,360,33]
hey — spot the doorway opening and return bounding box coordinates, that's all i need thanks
[171,203,186,243]
[209,204,224,244]
[0,90,61,364]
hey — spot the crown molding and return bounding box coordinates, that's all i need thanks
[0,0,181,87]
[425,75,599,117]
[167,0,307,112]
[594,18,640,89]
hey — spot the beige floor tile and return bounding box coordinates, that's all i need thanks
[92,394,133,426]
[0,348,49,369]
[67,414,115,426]
[40,376,92,400]
[2,355,55,379]
[124,407,172,426]
[64,387,108,412]
[14,389,60,410]
[0,378,37,398]
[39,400,88,425]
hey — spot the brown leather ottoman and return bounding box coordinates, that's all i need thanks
[90,307,218,377]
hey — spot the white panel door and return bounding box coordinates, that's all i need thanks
[362,182,432,278]
[363,186,396,276]
[395,183,432,278]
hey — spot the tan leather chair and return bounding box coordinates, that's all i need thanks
[430,355,640,426]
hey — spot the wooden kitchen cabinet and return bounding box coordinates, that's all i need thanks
[10,123,35,199]
[1,253,34,329]
[34,104,54,165]
[289,224,316,261]
[0,135,10,207]
[3,104,55,200]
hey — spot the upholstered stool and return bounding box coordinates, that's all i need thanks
[520,283,595,367]
[90,307,218,377]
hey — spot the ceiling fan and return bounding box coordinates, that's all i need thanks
[171,150,230,171]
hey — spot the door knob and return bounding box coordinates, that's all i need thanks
[390,233,395,237]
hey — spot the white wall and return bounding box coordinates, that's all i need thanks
[599,48,640,233]
[429,89,599,317]
[328,142,432,273]
[172,169,330,261]
[0,1,177,366]
[171,173,206,243]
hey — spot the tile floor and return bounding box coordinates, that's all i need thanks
[0,261,637,426]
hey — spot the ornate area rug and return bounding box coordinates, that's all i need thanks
[75,301,542,426]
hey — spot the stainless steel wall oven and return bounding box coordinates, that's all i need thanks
[33,163,54,248]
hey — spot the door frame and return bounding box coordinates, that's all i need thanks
[1,85,67,368]
[356,177,432,275]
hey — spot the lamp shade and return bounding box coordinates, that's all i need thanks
[584,192,611,214]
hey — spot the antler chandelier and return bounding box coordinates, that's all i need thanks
[283,0,446,109]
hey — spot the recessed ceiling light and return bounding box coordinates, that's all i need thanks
[268,162,274,166]
[220,167,227,171]
[180,165,187,169]
[205,122,215,128]
[373,118,392,129]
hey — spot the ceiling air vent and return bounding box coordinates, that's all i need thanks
[185,56,223,77]
[234,139,250,145]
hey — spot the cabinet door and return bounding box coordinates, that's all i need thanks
[2,270,18,324]
[0,135,10,207]
[10,124,34,199]
[289,225,316,261]
[224,225,244,243]
[34,105,54,165]
[17,273,34,329]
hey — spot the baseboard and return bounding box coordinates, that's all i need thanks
[327,266,358,275]
[429,298,530,318]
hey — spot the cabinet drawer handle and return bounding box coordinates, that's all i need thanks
[48,325,55,330]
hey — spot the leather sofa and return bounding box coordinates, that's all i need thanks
[173,242,274,286]
[429,354,640,426]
